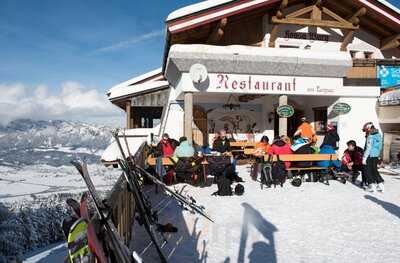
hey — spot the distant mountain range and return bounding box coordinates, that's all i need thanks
[0,119,114,167]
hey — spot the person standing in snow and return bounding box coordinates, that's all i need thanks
[362,122,384,192]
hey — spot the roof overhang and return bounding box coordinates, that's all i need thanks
[165,44,352,86]
[108,81,169,103]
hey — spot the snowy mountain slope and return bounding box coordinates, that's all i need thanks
[0,119,114,167]
[0,119,122,260]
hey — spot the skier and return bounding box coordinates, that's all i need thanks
[317,124,341,169]
[156,133,179,157]
[362,122,384,192]
[213,130,231,153]
[341,140,364,183]
[268,135,293,169]
[294,117,317,144]
[254,135,270,156]
[174,136,195,158]
[321,123,340,149]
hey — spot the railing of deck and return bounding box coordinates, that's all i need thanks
[105,141,148,246]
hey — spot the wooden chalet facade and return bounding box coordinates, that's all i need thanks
[102,0,400,163]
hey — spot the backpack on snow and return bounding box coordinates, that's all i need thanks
[271,156,287,187]
[212,175,232,196]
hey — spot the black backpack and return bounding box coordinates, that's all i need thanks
[213,176,232,196]
[260,163,273,189]
[271,156,287,187]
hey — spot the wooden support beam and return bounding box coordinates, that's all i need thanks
[311,5,322,21]
[271,16,358,30]
[207,18,228,44]
[381,34,400,50]
[125,101,131,129]
[341,30,355,51]
[287,5,313,18]
[269,25,279,47]
[315,0,323,9]
[348,7,367,25]
[268,0,288,48]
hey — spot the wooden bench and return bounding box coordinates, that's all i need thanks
[264,154,338,184]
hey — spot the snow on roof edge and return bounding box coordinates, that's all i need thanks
[108,67,163,95]
[108,80,169,101]
[377,0,400,16]
[166,0,235,21]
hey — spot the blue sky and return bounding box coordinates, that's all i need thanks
[0,0,399,125]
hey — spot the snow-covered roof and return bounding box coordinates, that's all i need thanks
[165,44,352,83]
[108,68,163,95]
[166,0,234,21]
[167,0,400,22]
[108,80,169,101]
[101,128,159,163]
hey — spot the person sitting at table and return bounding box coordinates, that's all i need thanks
[156,133,179,157]
[267,135,292,169]
[174,137,195,158]
[213,130,231,153]
[294,117,317,144]
[254,135,270,156]
[317,124,341,169]
[280,135,292,146]
[291,136,315,167]
[174,137,197,183]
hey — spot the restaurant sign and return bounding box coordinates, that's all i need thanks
[277,105,294,118]
[284,30,329,42]
[332,102,351,115]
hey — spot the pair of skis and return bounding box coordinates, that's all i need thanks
[71,160,141,263]
[111,130,214,262]
[112,130,213,223]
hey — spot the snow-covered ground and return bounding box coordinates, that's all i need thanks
[20,165,400,263]
[133,165,400,263]
[0,164,120,203]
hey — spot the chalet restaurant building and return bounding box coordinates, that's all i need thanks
[101,0,400,163]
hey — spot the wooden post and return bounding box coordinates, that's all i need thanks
[184,92,193,143]
[383,133,393,163]
[278,95,288,136]
[126,101,131,129]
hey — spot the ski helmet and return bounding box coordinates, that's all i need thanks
[291,177,302,187]
[362,122,373,132]
[234,184,245,195]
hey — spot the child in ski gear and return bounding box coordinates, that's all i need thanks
[254,135,270,156]
[268,136,293,169]
[362,122,384,192]
[156,133,178,157]
[174,137,195,158]
[294,117,317,143]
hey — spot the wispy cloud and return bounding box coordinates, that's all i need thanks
[94,29,164,53]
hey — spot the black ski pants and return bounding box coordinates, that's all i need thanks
[364,157,384,185]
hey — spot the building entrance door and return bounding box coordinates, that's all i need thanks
[274,109,304,137]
